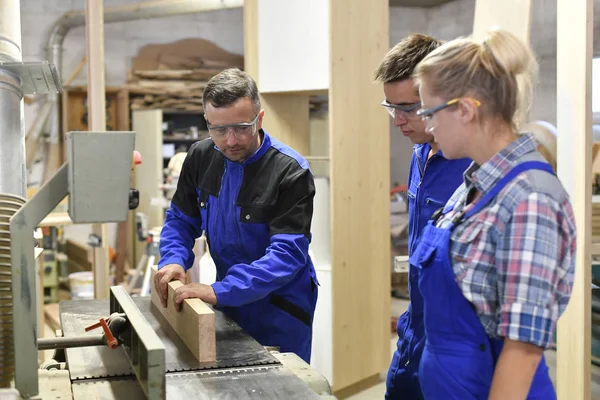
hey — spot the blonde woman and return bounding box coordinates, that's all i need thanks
[410,29,576,399]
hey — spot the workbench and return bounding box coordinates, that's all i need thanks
[50,296,330,399]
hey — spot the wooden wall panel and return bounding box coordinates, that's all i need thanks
[329,0,390,392]
[261,94,310,156]
[556,0,593,399]
[244,0,310,156]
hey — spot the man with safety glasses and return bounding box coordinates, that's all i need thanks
[374,34,472,399]
[154,68,318,363]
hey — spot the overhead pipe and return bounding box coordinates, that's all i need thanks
[44,0,244,160]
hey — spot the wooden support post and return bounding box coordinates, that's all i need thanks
[472,0,532,42]
[85,0,110,299]
[556,0,592,399]
[261,94,310,156]
[329,0,390,393]
[150,266,216,362]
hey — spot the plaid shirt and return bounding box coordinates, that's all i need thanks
[435,134,576,348]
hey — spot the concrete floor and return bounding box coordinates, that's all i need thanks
[347,297,600,400]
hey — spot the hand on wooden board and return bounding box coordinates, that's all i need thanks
[173,283,217,311]
[154,264,186,307]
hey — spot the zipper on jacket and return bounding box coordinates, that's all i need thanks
[234,166,249,259]
[213,162,227,254]
[406,145,437,369]
[417,148,437,187]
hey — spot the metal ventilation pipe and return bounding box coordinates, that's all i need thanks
[45,0,244,157]
[0,0,26,388]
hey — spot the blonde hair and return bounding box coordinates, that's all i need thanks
[414,29,538,131]
[522,120,558,172]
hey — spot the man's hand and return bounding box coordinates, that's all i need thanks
[153,264,186,307]
[173,283,217,312]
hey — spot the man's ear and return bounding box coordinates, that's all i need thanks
[257,109,265,130]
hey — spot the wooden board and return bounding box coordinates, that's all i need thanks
[65,239,93,272]
[149,266,216,362]
[472,0,532,43]
[43,303,61,332]
[329,0,390,392]
[556,0,593,399]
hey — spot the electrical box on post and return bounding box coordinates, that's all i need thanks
[66,131,135,223]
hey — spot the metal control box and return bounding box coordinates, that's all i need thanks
[66,131,135,223]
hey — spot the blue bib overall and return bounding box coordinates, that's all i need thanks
[409,161,556,399]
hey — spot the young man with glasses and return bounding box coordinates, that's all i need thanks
[154,68,318,363]
[374,34,472,399]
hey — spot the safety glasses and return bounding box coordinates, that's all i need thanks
[205,114,260,139]
[417,97,481,133]
[381,100,422,118]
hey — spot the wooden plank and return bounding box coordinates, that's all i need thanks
[132,110,165,268]
[85,0,110,300]
[116,89,130,131]
[115,88,131,284]
[64,56,87,87]
[65,239,93,271]
[114,219,129,285]
[472,0,532,42]
[243,0,259,80]
[43,303,61,332]
[556,0,592,399]
[149,266,216,362]
[133,69,222,81]
[38,212,72,227]
[329,0,390,391]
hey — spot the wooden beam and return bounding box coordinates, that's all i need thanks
[150,266,216,362]
[329,0,390,391]
[243,0,258,79]
[85,0,110,299]
[63,56,87,87]
[556,0,592,399]
[472,0,532,42]
[261,94,310,156]
[115,88,131,284]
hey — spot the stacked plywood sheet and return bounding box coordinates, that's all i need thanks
[125,39,244,112]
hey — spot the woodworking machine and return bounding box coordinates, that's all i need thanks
[3,130,332,399]
[37,287,332,399]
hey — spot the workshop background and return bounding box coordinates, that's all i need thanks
[10,0,600,398]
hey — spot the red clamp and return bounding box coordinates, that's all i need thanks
[85,317,119,349]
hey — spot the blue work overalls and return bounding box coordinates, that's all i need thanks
[386,144,471,399]
[409,161,556,399]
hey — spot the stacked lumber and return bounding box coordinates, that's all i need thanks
[125,39,245,112]
[125,39,328,113]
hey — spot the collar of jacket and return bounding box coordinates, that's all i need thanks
[413,141,448,162]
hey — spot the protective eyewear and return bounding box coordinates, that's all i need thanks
[381,100,422,118]
[417,97,481,132]
[205,114,260,139]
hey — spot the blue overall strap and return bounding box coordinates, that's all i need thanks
[463,161,554,220]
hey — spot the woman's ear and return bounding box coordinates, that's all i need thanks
[458,99,477,124]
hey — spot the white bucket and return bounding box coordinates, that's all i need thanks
[69,271,94,300]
